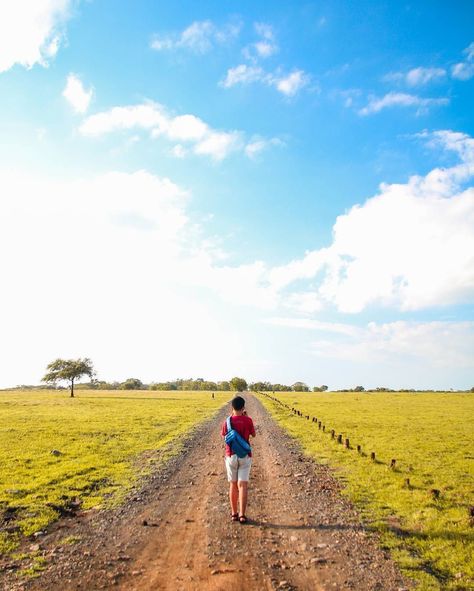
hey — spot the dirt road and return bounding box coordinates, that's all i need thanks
[2,395,408,591]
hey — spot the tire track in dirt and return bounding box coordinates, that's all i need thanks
[3,394,408,591]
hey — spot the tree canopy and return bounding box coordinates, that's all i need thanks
[42,358,95,397]
[230,376,248,391]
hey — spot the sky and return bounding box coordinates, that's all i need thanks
[0,0,473,390]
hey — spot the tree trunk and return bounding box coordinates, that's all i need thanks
[70,378,74,398]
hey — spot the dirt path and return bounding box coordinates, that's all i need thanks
[2,395,408,591]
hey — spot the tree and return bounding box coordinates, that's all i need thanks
[120,378,143,390]
[230,377,247,391]
[292,382,309,392]
[313,385,328,392]
[42,358,95,398]
[354,385,365,392]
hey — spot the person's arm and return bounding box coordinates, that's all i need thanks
[250,418,256,438]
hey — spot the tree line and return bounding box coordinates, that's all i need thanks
[10,358,471,398]
[35,358,330,397]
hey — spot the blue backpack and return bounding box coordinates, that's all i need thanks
[224,416,252,458]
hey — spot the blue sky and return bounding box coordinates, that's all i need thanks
[0,1,473,389]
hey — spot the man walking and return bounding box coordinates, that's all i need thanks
[221,395,256,523]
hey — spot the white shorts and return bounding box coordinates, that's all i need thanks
[225,454,252,482]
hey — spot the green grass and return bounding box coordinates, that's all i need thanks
[0,389,228,554]
[258,391,474,591]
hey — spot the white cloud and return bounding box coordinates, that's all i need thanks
[0,0,74,73]
[221,65,309,96]
[1,134,473,388]
[242,23,278,60]
[0,168,275,386]
[166,114,208,141]
[359,92,449,116]
[221,64,265,88]
[79,102,250,161]
[274,70,309,96]
[244,137,284,159]
[451,41,474,81]
[405,67,446,85]
[62,73,93,114]
[267,130,474,313]
[150,19,241,54]
[451,61,474,80]
[385,67,446,86]
[309,320,474,369]
[223,22,309,97]
[81,103,167,136]
[464,41,474,61]
[194,131,242,161]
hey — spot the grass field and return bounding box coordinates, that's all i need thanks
[0,389,228,555]
[258,391,474,591]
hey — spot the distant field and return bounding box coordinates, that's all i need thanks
[0,389,228,554]
[258,391,474,591]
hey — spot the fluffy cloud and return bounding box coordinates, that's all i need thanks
[62,73,93,113]
[451,42,474,80]
[359,92,449,115]
[80,101,280,161]
[0,0,74,73]
[308,320,474,368]
[267,130,474,313]
[150,20,240,54]
[275,70,309,96]
[0,168,270,386]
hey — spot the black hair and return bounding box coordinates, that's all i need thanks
[231,396,245,411]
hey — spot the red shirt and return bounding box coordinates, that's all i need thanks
[221,414,256,457]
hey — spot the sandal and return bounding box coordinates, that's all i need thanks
[239,515,248,524]
[231,513,239,522]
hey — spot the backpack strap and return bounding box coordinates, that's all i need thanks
[226,416,232,433]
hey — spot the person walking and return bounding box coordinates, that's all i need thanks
[221,395,256,523]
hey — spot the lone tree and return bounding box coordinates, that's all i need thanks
[42,358,95,398]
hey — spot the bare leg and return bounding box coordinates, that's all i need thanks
[238,481,248,516]
[229,481,238,515]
